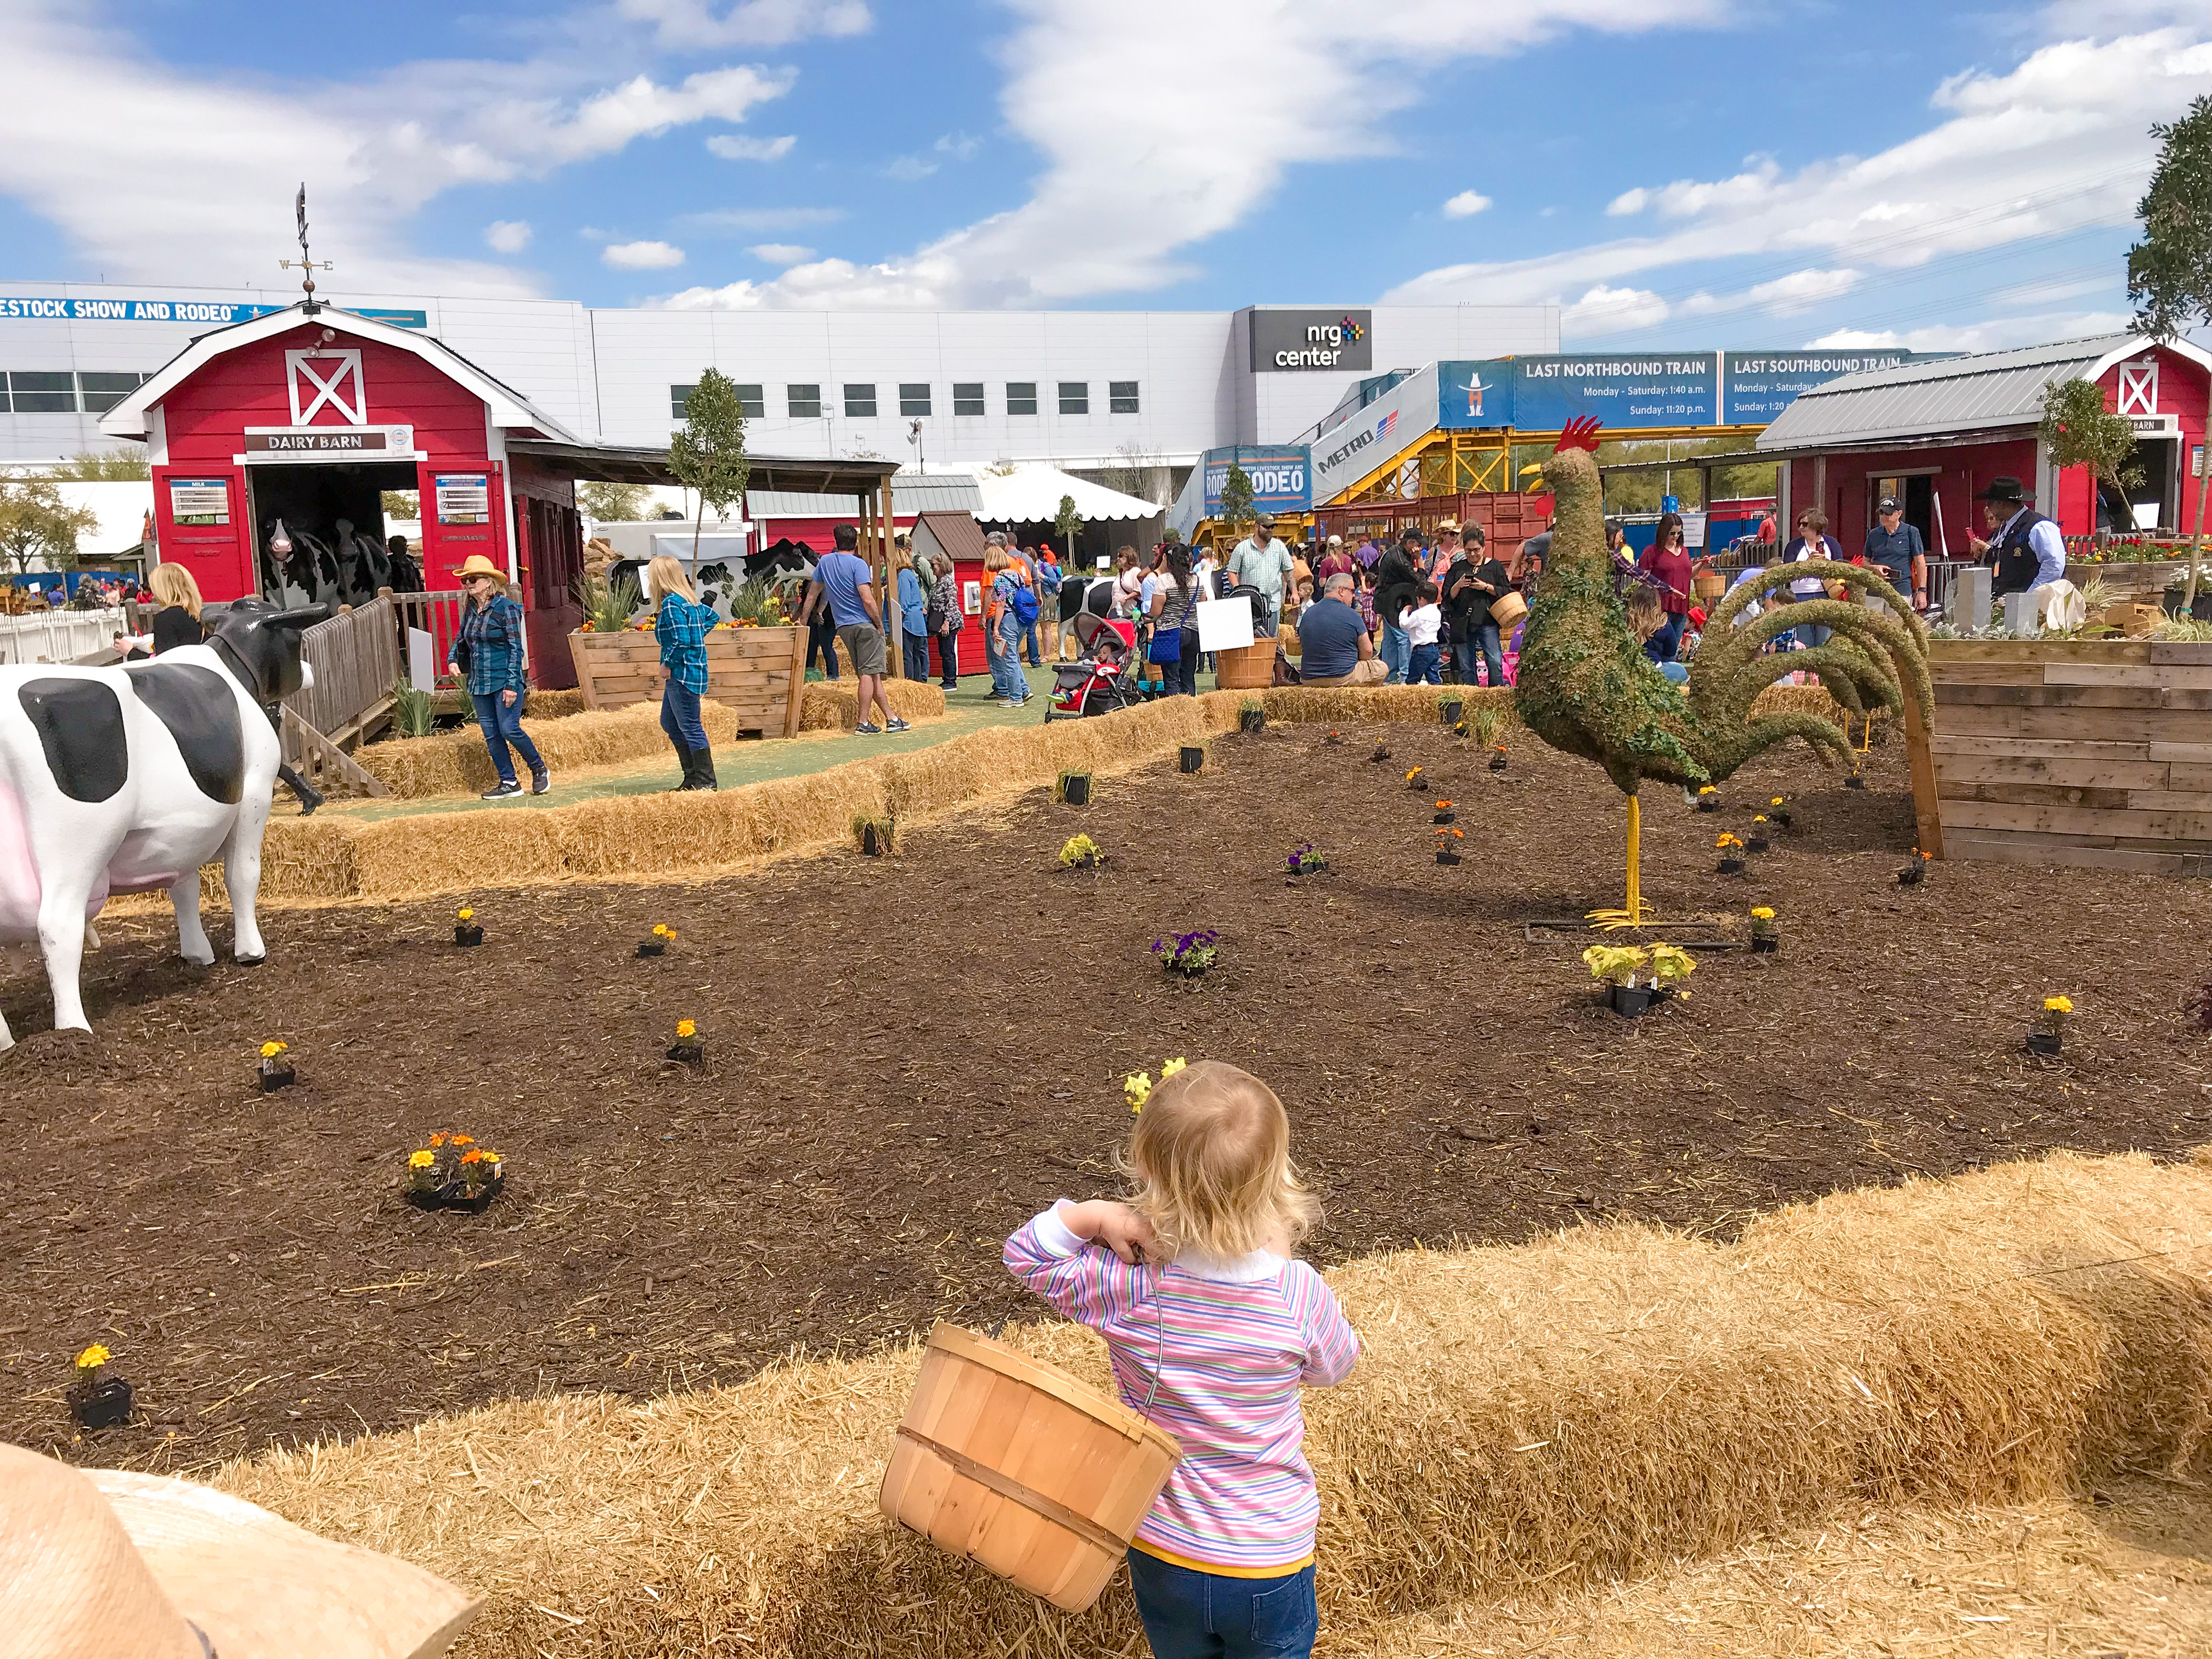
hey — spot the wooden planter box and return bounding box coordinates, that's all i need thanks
[569,625,808,739]
[1916,637,2212,875]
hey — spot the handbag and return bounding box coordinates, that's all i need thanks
[1146,626,1182,665]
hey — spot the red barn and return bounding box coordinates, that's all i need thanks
[1754,334,2212,558]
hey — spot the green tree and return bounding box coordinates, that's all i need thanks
[668,366,751,561]
[2040,379,2145,523]
[380,489,419,521]
[577,479,653,522]
[1053,492,1085,562]
[0,480,101,576]
[2128,94,2212,602]
[1218,461,1254,528]
[46,449,149,481]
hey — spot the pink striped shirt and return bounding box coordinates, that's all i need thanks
[1003,1203,1360,1575]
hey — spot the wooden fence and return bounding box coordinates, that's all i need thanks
[1916,638,2212,876]
[569,624,808,738]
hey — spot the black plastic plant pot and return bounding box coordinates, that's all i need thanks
[1489,753,1509,772]
[1436,849,1462,866]
[1696,797,1720,812]
[1434,810,1456,825]
[2026,1031,2062,1057]
[1751,935,1780,955]
[1898,865,1926,886]
[668,1040,706,1066]
[1062,775,1092,806]
[637,940,667,957]
[406,1173,505,1214]
[1717,856,1746,874]
[1239,710,1266,735]
[1164,960,1210,978]
[258,1059,295,1092]
[1772,810,1793,829]
[2165,585,2186,617]
[69,1376,133,1429]
[1746,836,1770,854]
[1608,984,1657,1018]
[454,923,483,947]
[1180,746,1205,774]
[860,824,887,857]
[1846,774,1867,790]
[1370,745,1391,762]
[1440,700,1464,726]
[1325,732,1344,746]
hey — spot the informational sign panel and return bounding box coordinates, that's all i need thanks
[243,424,414,458]
[1195,595,1257,652]
[435,473,491,526]
[1720,351,1917,425]
[407,626,438,694]
[167,477,230,526]
[1512,353,1719,431]
[0,296,427,327]
[1248,308,1373,373]
[1203,446,1311,515]
[1438,360,1514,428]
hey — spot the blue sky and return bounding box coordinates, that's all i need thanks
[3,1,2208,352]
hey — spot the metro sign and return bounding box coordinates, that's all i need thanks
[286,348,366,425]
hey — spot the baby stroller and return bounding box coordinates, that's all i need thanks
[1043,595,1142,722]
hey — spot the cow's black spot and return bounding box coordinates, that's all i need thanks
[16,678,127,803]
[124,662,244,804]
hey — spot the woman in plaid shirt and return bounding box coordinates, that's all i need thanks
[447,555,549,799]
[648,556,719,792]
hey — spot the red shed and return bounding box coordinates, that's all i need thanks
[99,301,594,684]
[1752,334,2212,557]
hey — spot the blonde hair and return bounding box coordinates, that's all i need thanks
[1623,583,1663,642]
[148,563,202,618]
[1126,1062,1318,1260]
[645,555,697,603]
[983,547,1011,574]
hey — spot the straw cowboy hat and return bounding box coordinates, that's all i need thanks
[1,1442,481,1659]
[451,554,507,584]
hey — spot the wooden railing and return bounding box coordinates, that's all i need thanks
[285,594,402,745]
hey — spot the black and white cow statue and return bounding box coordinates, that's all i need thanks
[0,597,326,1048]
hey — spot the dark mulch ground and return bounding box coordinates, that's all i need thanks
[7,719,2210,1470]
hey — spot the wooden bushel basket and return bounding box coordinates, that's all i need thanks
[1693,569,1728,603]
[1488,589,1528,628]
[881,1324,1182,1612]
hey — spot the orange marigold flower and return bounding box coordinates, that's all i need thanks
[430,1132,448,1147]
[450,1134,474,1146]
[460,1148,484,1164]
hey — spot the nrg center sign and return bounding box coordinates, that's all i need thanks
[1249,308,1374,372]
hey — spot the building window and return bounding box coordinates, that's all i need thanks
[953,382,985,416]
[899,383,932,416]
[788,383,823,419]
[1007,381,1038,416]
[670,384,692,418]
[1109,380,1140,415]
[77,372,143,415]
[844,383,877,418]
[1058,381,1088,415]
[734,383,765,419]
[7,371,77,413]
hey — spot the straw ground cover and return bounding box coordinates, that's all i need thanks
[5,720,2208,1480]
[198,1148,2212,1658]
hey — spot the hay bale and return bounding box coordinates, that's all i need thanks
[1259,685,1520,726]
[360,704,749,799]
[799,679,947,731]
[212,1147,2212,1659]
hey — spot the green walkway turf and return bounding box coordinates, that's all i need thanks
[326,664,1220,823]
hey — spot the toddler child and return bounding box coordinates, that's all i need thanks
[1003,1061,1359,1659]
[1402,582,1444,685]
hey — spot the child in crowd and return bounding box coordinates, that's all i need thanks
[1004,1062,1359,1659]
[1626,583,1690,684]
[1402,580,1444,684]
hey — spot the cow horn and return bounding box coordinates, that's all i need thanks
[270,605,330,628]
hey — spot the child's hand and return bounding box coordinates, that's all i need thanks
[1063,1200,1160,1265]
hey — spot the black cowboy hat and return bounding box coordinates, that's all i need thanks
[1977,476,2029,504]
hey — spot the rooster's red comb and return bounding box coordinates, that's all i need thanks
[1554,416,1604,454]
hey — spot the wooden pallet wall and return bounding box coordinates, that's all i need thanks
[1925,639,2212,876]
[568,625,809,740]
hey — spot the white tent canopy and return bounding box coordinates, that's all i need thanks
[972,464,1159,524]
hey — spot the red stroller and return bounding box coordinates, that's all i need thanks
[1043,609,1141,722]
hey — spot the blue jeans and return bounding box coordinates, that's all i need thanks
[1022,617,1041,665]
[661,680,708,751]
[807,619,839,678]
[1645,613,1686,663]
[1453,621,1504,686]
[1172,630,1201,696]
[471,691,544,787]
[1127,1551,1317,1659]
[1407,642,1442,684]
[1381,619,1410,684]
[992,618,1028,701]
[901,629,931,682]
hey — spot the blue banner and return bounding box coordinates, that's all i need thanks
[1437,360,1514,428]
[1720,349,1921,424]
[1204,445,1311,515]
[1514,353,1718,430]
[0,296,426,328]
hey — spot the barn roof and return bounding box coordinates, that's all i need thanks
[909,510,989,563]
[1756,333,2212,452]
[750,474,983,517]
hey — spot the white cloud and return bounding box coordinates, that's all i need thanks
[1813,309,2133,353]
[484,219,534,253]
[1443,189,1492,218]
[935,132,981,160]
[1744,266,1862,312]
[653,0,1734,310]
[1562,285,1672,333]
[1387,25,2212,321]
[747,242,816,263]
[884,154,939,182]
[707,133,797,161]
[0,2,799,293]
[604,239,687,269]
[616,0,871,48]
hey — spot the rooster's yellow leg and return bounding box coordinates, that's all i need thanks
[1585,794,1655,929]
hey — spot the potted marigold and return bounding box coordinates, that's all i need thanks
[1899,849,1932,886]
[1405,765,1426,792]
[1749,906,1780,953]
[1239,697,1267,736]
[1370,743,1391,763]
[1436,827,1464,865]
[2028,994,2071,1057]
[1768,795,1792,830]
[404,1132,506,1213]
[1433,799,1457,826]
[1489,744,1509,773]
[668,1018,706,1066]
[1746,815,1772,854]
[257,1040,294,1092]
[638,923,675,958]
[1715,833,1747,875]
[67,1343,132,1429]
[1060,833,1106,872]
[454,906,483,947]
[1846,768,1866,791]
[1696,786,1720,814]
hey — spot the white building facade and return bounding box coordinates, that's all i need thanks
[0,282,1556,471]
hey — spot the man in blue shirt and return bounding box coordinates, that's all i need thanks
[1861,496,1927,610]
[1296,573,1385,684]
[803,523,910,736]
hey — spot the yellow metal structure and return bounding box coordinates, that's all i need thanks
[1327,426,1770,510]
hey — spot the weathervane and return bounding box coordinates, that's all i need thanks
[278,183,333,313]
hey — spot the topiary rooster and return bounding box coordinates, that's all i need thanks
[1514,417,1932,926]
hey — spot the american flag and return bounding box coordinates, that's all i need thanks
[1376,409,1397,439]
